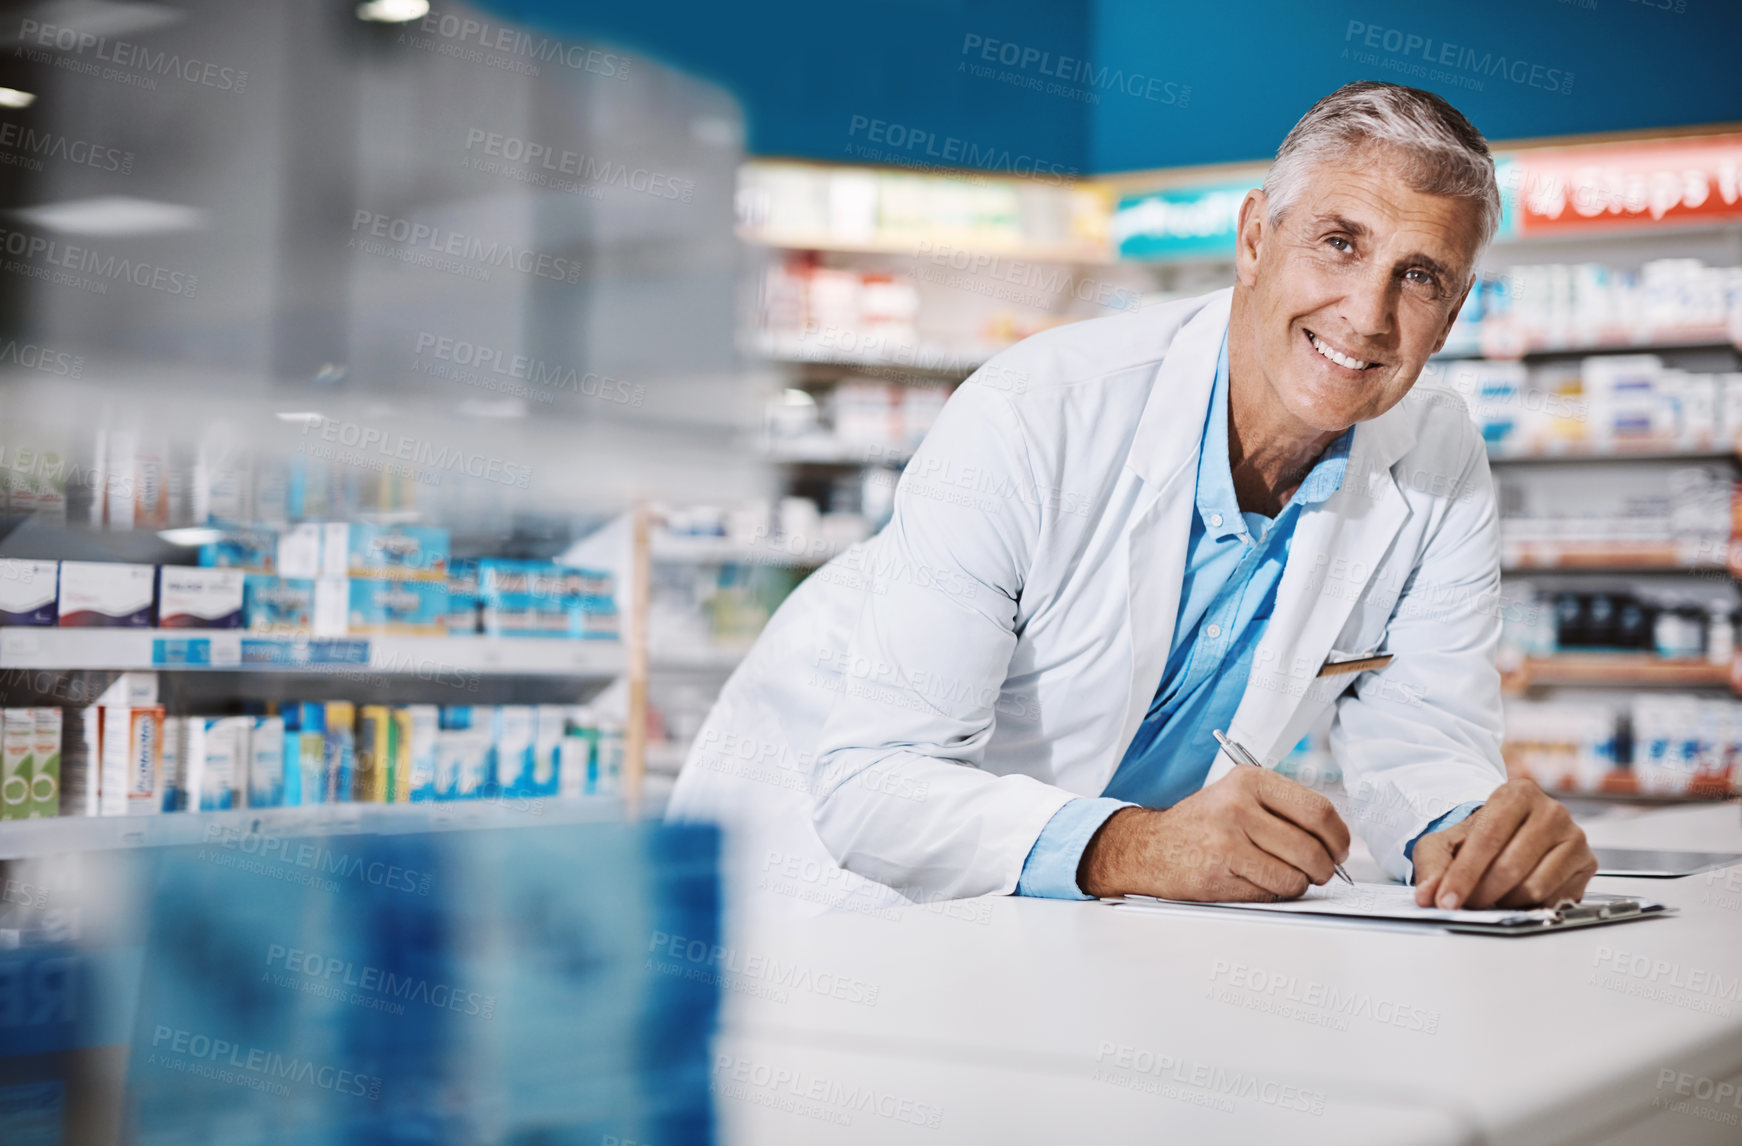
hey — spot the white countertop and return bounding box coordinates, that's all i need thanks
[704,801,1742,1145]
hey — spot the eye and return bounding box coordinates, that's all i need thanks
[1324,235,1353,252]
[1403,267,1441,292]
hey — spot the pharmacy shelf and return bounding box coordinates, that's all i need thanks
[737,226,1114,265]
[0,794,627,861]
[765,438,915,466]
[1487,441,1738,464]
[648,646,750,673]
[1499,542,1730,573]
[651,533,852,566]
[1503,653,1735,692]
[0,629,626,677]
[1436,327,1742,362]
[750,330,997,374]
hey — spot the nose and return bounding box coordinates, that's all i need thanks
[1339,263,1395,346]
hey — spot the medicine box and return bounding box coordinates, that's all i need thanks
[59,561,155,627]
[479,559,617,639]
[339,524,450,581]
[157,567,245,629]
[199,529,278,574]
[347,578,448,635]
[31,708,60,818]
[0,559,58,625]
[244,575,314,632]
[1,709,34,820]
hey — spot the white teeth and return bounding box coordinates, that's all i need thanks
[1310,333,1368,371]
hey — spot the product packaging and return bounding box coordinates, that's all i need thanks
[100,705,165,815]
[160,716,186,811]
[249,715,286,807]
[400,705,438,802]
[0,559,58,625]
[281,703,326,806]
[446,558,480,635]
[243,575,313,632]
[31,708,61,818]
[356,705,394,802]
[59,561,155,627]
[347,578,448,635]
[157,567,245,629]
[198,529,278,573]
[1,709,34,820]
[492,706,534,798]
[479,559,617,639]
[339,523,451,581]
[532,705,566,798]
[559,707,598,798]
[323,701,355,803]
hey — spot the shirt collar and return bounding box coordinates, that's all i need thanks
[1195,333,1356,536]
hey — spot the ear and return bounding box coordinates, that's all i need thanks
[1234,190,1268,288]
[1429,274,1477,356]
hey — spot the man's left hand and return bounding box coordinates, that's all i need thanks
[1411,779,1598,910]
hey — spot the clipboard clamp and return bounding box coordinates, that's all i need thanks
[1549,897,1642,923]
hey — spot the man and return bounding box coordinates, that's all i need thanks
[670,81,1597,915]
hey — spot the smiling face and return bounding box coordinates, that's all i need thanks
[1229,148,1483,436]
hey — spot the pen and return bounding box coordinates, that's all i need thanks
[1213,728,1354,886]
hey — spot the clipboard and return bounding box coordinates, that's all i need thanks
[1106,880,1671,936]
[1317,651,1394,677]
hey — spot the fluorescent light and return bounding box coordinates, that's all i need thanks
[356,0,429,22]
[0,88,36,109]
[157,527,226,547]
[14,196,201,237]
[457,398,527,419]
[7,2,185,44]
[274,411,326,425]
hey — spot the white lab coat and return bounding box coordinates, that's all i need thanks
[668,287,1506,914]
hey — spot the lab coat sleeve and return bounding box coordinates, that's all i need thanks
[806,378,1082,902]
[1330,432,1508,882]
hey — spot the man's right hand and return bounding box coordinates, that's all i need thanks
[1077,767,1352,900]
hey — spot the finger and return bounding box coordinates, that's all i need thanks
[1433,798,1530,910]
[1201,869,1288,904]
[1541,861,1598,908]
[1243,813,1337,886]
[1227,840,1312,901]
[1466,804,1573,908]
[1497,839,1598,908]
[1410,823,1468,906]
[1254,773,1351,863]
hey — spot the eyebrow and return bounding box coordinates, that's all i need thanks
[1309,213,1456,281]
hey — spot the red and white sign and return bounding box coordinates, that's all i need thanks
[1508,134,1742,235]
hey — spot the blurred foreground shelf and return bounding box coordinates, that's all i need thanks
[1487,440,1739,464]
[1504,652,1735,692]
[0,628,627,676]
[0,794,628,860]
[736,226,1114,265]
[1499,541,1731,572]
[650,533,852,566]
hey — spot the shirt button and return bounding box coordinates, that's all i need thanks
[1209,513,1223,528]
[1205,623,1222,639]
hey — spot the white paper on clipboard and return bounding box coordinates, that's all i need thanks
[1108,880,1666,932]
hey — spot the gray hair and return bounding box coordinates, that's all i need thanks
[1263,81,1500,257]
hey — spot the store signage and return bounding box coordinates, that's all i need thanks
[1111,179,1258,261]
[1505,133,1742,235]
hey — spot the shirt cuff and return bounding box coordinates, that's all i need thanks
[1016,797,1136,900]
[1403,800,1484,880]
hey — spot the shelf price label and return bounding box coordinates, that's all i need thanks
[151,638,211,667]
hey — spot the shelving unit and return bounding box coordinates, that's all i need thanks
[0,790,628,861]
[1504,653,1736,692]
[0,628,627,676]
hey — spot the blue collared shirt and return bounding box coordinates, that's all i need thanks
[1016,337,1474,898]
